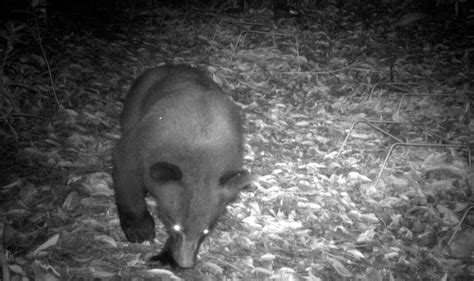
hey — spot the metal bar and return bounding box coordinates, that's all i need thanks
[396,93,469,115]
[374,142,472,188]
[337,120,405,157]
[367,83,419,100]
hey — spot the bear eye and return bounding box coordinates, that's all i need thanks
[219,170,252,189]
[172,224,182,233]
[150,162,182,183]
[203,229,209,235]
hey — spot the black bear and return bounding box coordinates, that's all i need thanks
[113,65,251,268]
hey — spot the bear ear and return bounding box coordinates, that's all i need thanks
[219,170,253,190]
[150,162,183,183]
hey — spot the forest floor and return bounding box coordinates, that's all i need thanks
[1,2,474,280]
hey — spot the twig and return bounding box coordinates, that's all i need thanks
[282,67,379,75]
[205,255,246,274]
[0,23,16,88]
[447,205,474,246]
[0,222,11,281]
[32,10,60,108]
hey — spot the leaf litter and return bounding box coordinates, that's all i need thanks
[1,2,474,280]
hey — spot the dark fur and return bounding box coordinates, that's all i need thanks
[113,65,251,268]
